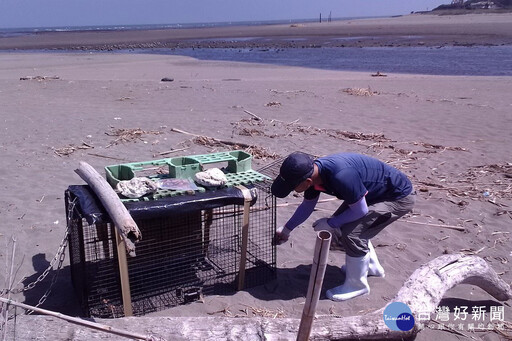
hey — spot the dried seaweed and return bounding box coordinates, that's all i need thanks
[20,75,60,81]
[192,136,278,160]
[328,130,390,142]
[105,128,162,147]
[53,142,93,157]
[341,87,378,96]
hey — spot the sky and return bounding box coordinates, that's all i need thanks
[0,0,448,29]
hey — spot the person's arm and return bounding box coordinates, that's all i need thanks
[285,196,319,230]
[274,196,319,245]
[328,195,368,227]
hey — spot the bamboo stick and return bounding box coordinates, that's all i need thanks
[211,197,339,216]
[403,220,466,231]
[154,147,189,157]
[243,109,262,121]
[0,297,154,341]
[297,230,331,341]
[87,153,128,161]
[2,237,16,341]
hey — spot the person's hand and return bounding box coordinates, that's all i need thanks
[312,217,335,232]
[274,225,292,245]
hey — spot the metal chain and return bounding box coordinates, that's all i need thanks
[19,225,70,294]
[29,229,69,311]
[1,198,74,311]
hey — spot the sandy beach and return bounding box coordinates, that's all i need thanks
[1,13,511,340]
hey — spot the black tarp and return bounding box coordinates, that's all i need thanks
[66,184,258,225]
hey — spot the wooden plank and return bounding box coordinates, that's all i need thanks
[236,185,252,291]
[115,229,133,317]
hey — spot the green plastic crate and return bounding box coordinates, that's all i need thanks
[105,150,271,201]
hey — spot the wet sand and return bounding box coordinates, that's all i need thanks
[1,13,512,50]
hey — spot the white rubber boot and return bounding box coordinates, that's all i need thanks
[327,253,370,302]
[340,240,385,277]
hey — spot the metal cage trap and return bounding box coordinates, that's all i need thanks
[66,152,283,318]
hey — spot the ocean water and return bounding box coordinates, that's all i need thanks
[133,46,512,76]
[0,17,363,37]
[2,19,511,76]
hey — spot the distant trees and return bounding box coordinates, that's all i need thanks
[433,0,512,10]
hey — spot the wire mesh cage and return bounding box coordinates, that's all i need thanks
[67,173,278,317]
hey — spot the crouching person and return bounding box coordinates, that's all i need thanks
[272,152,415,301]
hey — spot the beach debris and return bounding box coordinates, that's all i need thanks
[414,142,467,152]
[53,142,93,157]
[19,75,60,81]
[194,168,227,187]
[341,86,378,96]
[170,127,278,160]
[153,147,190,157]
[105,128,162,147]
[207,306,234,317]
[237,128,266,137]
[403,219,466,231]
[238,304,285,318]
[249,306,285,318]
[116,177,158,199]
[460,246,486,255]
[161,77,174,82]
[395,243,407,251]
[329,130,389,142]
[87,153,128,161]
[243,109,262,120]
[371,71,387,77]
[265,101,282,107]
[419,163,512,203]
[269,89,308,94]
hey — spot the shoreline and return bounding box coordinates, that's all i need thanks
[1,13,512,50]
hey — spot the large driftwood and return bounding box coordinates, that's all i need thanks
[75,161,141,256]
[308,253,512,340]
[4,254,511,340]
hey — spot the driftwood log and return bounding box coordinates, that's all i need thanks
[75,161,141,256]
[4,254,511,340]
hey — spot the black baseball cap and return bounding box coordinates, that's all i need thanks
[271,152,314,198]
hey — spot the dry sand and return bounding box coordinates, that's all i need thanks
[0,13,511,341]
